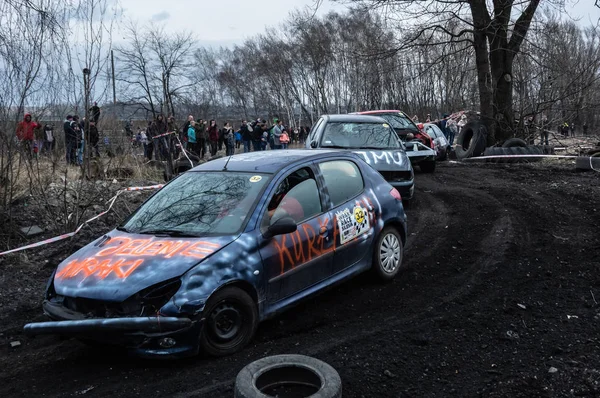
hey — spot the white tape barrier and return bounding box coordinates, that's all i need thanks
[463,155,578,161]
[0,184,164,256]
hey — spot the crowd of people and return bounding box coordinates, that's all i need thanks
[18,103,594,165]
[412,112,466,147]
[134,115,312,161]
[14,101,101,164]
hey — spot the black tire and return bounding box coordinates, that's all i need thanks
[502,138,528,148]
[419,160,436,173]
[200,286,258,357]
[455,122,487,159]
[483,146,543,163]
[372,226,404,281]
[527,146,544,155]
[235,354,342,398]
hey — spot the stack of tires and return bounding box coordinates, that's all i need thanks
[483,138,551,163]
[454,121,487,160]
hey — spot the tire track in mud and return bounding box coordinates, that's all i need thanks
[0,165,549,398]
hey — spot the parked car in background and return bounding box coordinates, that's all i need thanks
[421,123,448,160]
[24,150,408,359]
[353,110,437,172]
[306,114,415,200]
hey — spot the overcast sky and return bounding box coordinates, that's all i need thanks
[120,0,344,47]
[120,0,600,48]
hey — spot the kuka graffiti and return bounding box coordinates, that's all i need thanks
[272,196,378,275]
[272,217,339,275]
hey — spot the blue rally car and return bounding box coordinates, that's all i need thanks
[24,150,408,358]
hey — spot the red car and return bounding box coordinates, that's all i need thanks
[353,110,433,148]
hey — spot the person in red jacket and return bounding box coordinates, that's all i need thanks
[16,113,41,155]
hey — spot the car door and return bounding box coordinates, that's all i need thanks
[258,164,335,302]
[317,159,376,274]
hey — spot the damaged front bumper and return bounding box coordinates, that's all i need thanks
[23,300,202,359]
[405,141,437,164]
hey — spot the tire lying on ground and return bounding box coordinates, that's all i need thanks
[455,122,487,159]
[483,146,543,163]
[502,138,528,148]
[235,354,342,398]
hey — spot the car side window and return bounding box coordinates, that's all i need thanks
[426,126,437,138]
[318,160,364,207]
[265,167,323,226]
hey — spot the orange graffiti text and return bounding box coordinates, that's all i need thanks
[274,217,340,274]
[96,237,220,259]
[56,258,144,280]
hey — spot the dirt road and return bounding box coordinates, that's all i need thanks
[1,161,599,397]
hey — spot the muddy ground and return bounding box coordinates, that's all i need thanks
[0,159,599,397]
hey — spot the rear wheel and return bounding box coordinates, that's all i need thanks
[372,227,404,282]
[200,287,258,357]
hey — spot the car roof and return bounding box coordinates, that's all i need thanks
[191,149,353,174]
[322,114,389,124]
[353,110,406,115]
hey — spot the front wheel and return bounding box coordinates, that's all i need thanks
[372,227,404,282]
[200,286,258,357]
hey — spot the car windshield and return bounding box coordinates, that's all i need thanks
[378,113,419,133]
[122,171,269,236]
[321,122,401,149]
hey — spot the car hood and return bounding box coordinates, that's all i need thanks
[351,149,411,171]
[53,230,235,302]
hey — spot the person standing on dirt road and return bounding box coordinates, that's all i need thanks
[539,115,549,145]
[42,124,55,155]
[187,121,198,157]
[15,113,41,156]
[180,115,194,150]
[152,114,169,160]
[88,121,100,158]
[196,119,207,159]
[240,120,252,153]
[446,117,458,147]
[218,123,226,151]
[63,115,77,164]
[561,122,569,138]
[89,102,101,124]
[224,122,235,156]
[208,119,219,156]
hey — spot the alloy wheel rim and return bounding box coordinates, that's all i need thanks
[380,233,401,273]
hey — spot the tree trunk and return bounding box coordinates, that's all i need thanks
[470,2,494,144]
[491,58,515,142]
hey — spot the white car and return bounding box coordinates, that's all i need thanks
[422,123,448,160]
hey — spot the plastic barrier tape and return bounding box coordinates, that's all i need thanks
[0,184,164,256]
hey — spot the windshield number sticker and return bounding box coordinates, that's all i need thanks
[249,175,262,183]
[336,205,370,245]
[383,123,389,128]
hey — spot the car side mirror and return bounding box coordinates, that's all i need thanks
[310,141,318,148]
[263,216,297,239]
